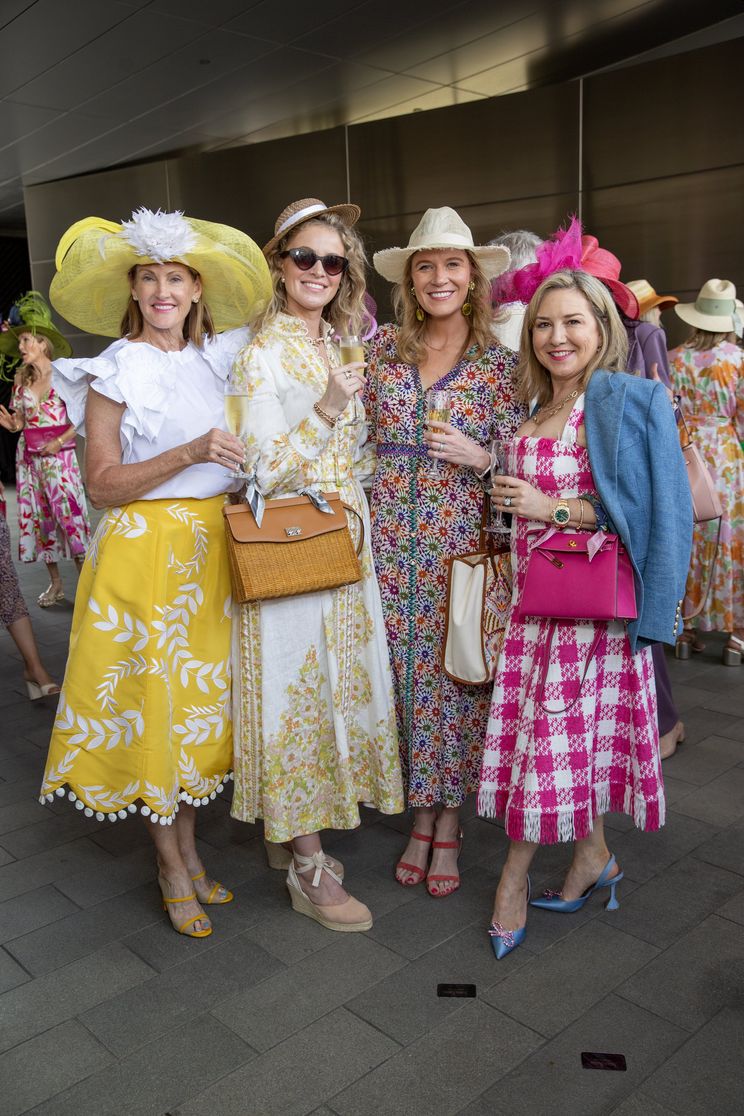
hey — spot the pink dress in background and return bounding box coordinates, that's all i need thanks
[478,399,663,843]
[12,382,90,564]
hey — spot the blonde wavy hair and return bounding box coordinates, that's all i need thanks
[16,332,53,388]
[518,269,628,408]
[258,214,368,335]
[119,265,216,347]
[683,328,735,351]
[391,252,493,366]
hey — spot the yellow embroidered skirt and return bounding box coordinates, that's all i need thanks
[41,496,233,823]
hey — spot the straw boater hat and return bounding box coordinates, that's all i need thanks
[0,290,72,362]
[263,198,361,255]
[49,208,272,338]
[373,207,511,283]
[675,278,743,336]
[627,279,678,317]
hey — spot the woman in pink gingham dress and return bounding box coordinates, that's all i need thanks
[476,268,690,961]
[478,399,661,845]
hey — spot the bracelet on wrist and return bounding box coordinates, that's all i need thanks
[313,401,338,429]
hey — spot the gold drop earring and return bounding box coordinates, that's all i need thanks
[461,280,475,317]
[411,285,425,322]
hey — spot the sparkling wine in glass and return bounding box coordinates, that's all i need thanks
[488,439,511,535]
[425,388,451,426]
[337,333,365,427]
[223,382,250,478]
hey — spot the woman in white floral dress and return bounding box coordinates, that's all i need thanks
[230,198,403,933]
[40,208,271,939]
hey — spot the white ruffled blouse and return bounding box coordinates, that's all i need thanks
[52,328,249,500]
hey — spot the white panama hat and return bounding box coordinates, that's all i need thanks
[373,207,511,283]
[675,278,743,336]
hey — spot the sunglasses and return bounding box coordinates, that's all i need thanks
[279,247,349,276]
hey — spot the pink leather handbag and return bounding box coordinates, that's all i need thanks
[519,530,637,623]
[678,413,722,523]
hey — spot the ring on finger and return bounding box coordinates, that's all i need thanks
[343,370,352,381]
[503,495,512,508]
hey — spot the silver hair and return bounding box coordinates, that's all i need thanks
[487,229,543,272]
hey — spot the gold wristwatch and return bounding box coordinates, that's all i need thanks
[551,500,571,528]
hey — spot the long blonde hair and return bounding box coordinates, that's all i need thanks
[119,265,216,346]
[16,333,53,388]
[518,269,628,407]
[391,252,493,366]
[683,328,735,351]
[258,214,368,335]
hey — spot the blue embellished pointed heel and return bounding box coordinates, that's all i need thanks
[488,877,531,960]
[530,854,623,913]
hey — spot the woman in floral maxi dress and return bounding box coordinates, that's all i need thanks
[668,281,744,663]
[369,207,522,896]
[230,198,403,934]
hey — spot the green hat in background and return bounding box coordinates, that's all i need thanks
[0,290,73,369]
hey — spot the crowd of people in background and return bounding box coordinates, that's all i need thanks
[0,197,741,957]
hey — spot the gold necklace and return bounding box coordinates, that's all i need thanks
[531,388,580,427]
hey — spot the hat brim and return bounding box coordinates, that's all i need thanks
[50,218,272,338]
[674,301,737,332]
[0,323,71,360]
[640,294,678,314]
[373,243,511,284]
[602,278,639,320]
[263,203,361,255]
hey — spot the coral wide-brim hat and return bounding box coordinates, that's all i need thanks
[627,279,678,317]
[580,235,638,320]
[50,209,272,338]
[0,291,72,360]
[675,279,742,335]
[373,207,511,284]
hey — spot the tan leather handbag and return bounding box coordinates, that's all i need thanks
[223,491,364,604]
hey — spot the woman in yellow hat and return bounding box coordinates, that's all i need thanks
[0,292,90,606]
[40,207,272,938]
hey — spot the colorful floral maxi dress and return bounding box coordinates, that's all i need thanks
[478,399,663,842]
[668,341,744,632]
[366,324,523,808]
[230,313,403,843]
[11,383,90,563]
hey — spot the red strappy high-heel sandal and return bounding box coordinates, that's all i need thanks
[426,829,463,898]
[395,830,434,886]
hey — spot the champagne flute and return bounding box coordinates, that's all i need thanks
[425,388,451,468]
[487,439,511,535]
[337,333,365,427]
[223,382,251,478]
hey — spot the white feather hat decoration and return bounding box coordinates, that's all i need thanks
[118,207,198,262]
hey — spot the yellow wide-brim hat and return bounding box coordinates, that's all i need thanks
[50,209,273,338]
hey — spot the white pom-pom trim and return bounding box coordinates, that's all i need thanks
[40,773,232,825]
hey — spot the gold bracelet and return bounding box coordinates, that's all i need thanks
[313,401,337,429]
[577,498,585,530]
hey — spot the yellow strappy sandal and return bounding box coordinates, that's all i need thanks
[161,891,212,938]
[191,870,233,905]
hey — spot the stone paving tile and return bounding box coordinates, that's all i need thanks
[0,845,14,867]
[0,942,155,1054]
[669,706,742,748]
[241,899,341,965]
[598,854,744,948]
[365,866,496,960]
[0,798,49,835]
[177,1007,400,1116]
[0,776,43,808]
[330,1000,541,1116]
[25,1013,255,1116]
[1,1020,112,1115]
[5,880,163,975]
[80,932,285,1057]
[213,933,406,1051]
[641,1007,744,1116]
[0,882,79,944]
[716,887,744,926]
[0,945,30,994]
[481,920,658,1038]
[461,994,687,1116]
[0,809,109,858]
[671,766,744,827]
[608,810,719,883]
[609,1095,681,1116]
[660,733,744,787]
[618,914,744,1031]
[714,716,744,742]
[346,922,536,1046]
[322,820,411,875]
[691,816,744,876]
[54,845,157,907]
[0,836,114,903]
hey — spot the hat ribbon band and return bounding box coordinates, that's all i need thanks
[276,203,327,237]
[695,296,735,316]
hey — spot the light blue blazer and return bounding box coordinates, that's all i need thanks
[584,370,693,651]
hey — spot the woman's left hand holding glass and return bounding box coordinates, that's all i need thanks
[424,420,491,470]
[490,475,550,520]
